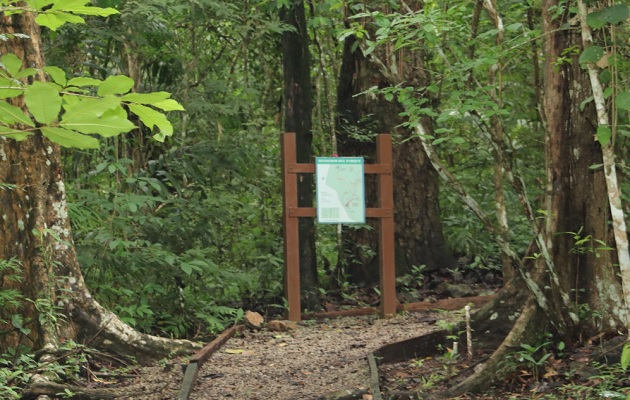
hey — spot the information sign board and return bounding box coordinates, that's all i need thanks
[315,157,366,224]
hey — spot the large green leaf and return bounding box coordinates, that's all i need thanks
[121,92,171,104]
[62,96,120,120]
[579,46,604,65]
[60,115,135,137]
[1,53,22,77]
[587,5,630,29]
[43,66,67,86]
[616,92,630,111]
[0,78,23,99]
[30,0,55,9]
[0,125,31,141]
[14,68,38,80]
[67,77,103,87]
[24,81,61,124]
[128,104,173,137]
[597,125,611,146]
[51,0,119,16]
[97,75,134,96]
[41,127,99,149]
[35,12,84,31]
[0,102,34,127]
[153,99,185,112]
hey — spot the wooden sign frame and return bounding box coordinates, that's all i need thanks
[281,132,395,321]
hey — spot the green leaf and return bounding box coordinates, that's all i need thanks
[30,0,56,9]
[0,78,23,99]
[597,125,611,146]
[25,81,61,124]
[128,104,173,138]
[60,115,135,137]
[621,342,630,371]
[579,46,604,65]
[0,102,34,127]
[1,53,22,76]
[62,96,120,120]
[14,68,38,80]
[49,0,89,7]
[616,92,630,111]
[0,125,31,141]
[35,12,84,30]
[43,66,67,86]
[121,91,171,104]
[152,99,185,112]
[67,77,103,87]
[97,75,134,96]
[587,5,630,29]
[590,14,607,30]
[51,0,119,16]
[41,127,99,149]
[599,69,612,85]
[599,5,629,25]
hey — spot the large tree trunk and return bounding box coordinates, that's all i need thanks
[336,12,455,283]
[0,10,198,363]
[281,1,321,310]
[438,1,627,395]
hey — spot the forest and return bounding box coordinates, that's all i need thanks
[1,0,630,398]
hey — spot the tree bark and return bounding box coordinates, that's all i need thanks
[427,1,628,395]
[337,10,456,283]
[0,10,199,363]
[281,1,321,310]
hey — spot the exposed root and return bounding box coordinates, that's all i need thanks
[21,380,167,400]
[439,298,546,398]
[69,298,202,365]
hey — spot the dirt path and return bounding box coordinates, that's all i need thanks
[188,312,445,399]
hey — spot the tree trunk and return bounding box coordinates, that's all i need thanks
[336,18,455,283]
[435,1,627,395]
[281,1,321,310]
[0,10,198,363]
[541,0,625,334]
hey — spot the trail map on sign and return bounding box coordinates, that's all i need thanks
[316,157,365,224]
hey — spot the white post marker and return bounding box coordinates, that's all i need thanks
[465,305,473,359]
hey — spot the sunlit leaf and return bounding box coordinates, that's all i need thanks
[121,92,171,104]
[0,101,34,127]
[14,68,38,80]
[97,75,134,96]
[60,115,135,137]
[0,125,31,141]
[25,81,61,124]
[36,12,84,31]
[67,77,103,87]
[51,0,119,16]
[41,127,99,149]
[1,53,22,76]
[43,66,67,86]
[152,99,185,112]
[62,96,120,120]
[129,104,173,137]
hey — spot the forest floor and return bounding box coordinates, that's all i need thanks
[40,265,630,399]
[96,303,629,400]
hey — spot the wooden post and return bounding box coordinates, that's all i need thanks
[377,134,396,317]
[281,133,302,321]
[282,132,395,321]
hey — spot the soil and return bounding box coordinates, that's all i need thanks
[26,301,630,400]
[112,311,457,399]
[25,267,629,399]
